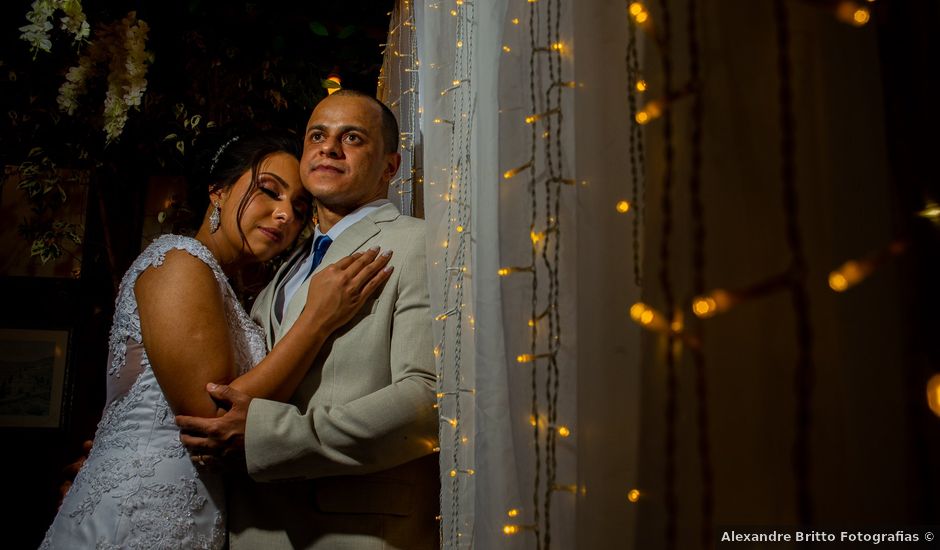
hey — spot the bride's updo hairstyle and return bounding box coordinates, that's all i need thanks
[189,127,305,246]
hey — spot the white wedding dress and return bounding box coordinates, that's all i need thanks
[41,235,267,550]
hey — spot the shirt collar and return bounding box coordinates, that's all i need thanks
[312,198,391,242]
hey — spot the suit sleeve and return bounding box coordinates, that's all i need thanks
[244,228,439,481]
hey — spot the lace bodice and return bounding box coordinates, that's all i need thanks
[41,235,267,550]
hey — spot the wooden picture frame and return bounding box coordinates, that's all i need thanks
[0,329,70,428]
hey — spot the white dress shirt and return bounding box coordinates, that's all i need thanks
[278,198,391,318]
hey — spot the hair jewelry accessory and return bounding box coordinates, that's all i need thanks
[209,200,221,233]
[209,136,240,174]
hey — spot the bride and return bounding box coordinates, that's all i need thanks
[40,129,393,549]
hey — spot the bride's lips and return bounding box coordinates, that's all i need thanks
[257,226,283,243]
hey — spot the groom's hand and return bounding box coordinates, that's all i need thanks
[176,383,251,471]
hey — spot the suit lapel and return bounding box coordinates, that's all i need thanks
[254,239,311,348]
[278,203,399,337]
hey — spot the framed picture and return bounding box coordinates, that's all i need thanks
[0,329,70,428]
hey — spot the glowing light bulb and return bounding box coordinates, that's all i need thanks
[551,42,564,52]
[517,354,534,363]
[917,201,940,220]
[503,161,532,179]
[507,508,520,518]
[503,45,511,53]
[635,111,650,124]
[530,230,545,244]
[635,11,649,23]
[512,18,520,25]
[616,200,630,213]
[628,489,641,503]
[629,2,644,16]
[528,319,536,327]
[450,469,458,478]
[636,79,647,92]
[456,225,465,233]
[456,40,463,48]
[557,426,571,437]
[498,268,511,276]
[503,525,520,535]
[448,418,458,428]
[450,9,457,16]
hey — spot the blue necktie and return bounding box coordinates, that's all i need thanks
[308,235,333,277]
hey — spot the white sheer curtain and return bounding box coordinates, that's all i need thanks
[381,1,643,547]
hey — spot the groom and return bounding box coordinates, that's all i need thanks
[176,90,439,549]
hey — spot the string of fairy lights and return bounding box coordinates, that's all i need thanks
[431,0,476,547]
[624,0,940,547]
[373,0,937,546]
[499,0,574,547]
[378,0,419,215]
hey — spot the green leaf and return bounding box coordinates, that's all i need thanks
[321,79,341,90]
[309,21,329,36]
[176,140,185,154]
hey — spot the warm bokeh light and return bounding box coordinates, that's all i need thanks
[507,508,520,518]
[629,2,644,16]
[836,2,870,27]
[517,354,534,363]
[636,79,647,92]
[828,260,865,292]
[691,289,733,319]
[629,302,670,332]
[557,425,571,437]
[616,200,630,213]
[928,374,940,417]
[628,489,641,503]
[503,525,520,535]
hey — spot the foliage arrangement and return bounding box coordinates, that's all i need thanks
[1,0,388,276]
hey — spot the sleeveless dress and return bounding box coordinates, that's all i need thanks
[41,235,268,550]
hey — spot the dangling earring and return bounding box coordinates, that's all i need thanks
[209,201,221,233]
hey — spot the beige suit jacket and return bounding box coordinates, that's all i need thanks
[228,203,439,549]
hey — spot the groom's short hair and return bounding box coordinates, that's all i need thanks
[325,89,400,155]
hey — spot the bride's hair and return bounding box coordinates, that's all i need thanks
[186,127,305,245]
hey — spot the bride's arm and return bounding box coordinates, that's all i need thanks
[229,248,392,402]
[136,248,391,418]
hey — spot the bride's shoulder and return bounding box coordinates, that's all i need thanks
[139,234,219,270]
[131,235,222,296]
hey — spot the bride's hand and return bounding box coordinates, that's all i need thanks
[304,246,393,331]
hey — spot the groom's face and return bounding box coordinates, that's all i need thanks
[300,94,399,214]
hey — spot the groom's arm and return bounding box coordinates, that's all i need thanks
[244,226,438,481]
